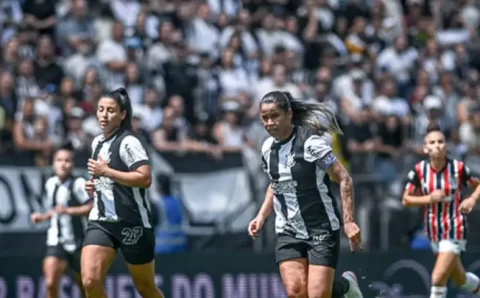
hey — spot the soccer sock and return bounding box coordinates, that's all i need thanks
[332,276,350,298]
[461,272,480,295]
[430,286,447,298]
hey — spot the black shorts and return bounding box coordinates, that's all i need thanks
[83,221,155,265]
[45,245,81,273]
[275,230,340,269]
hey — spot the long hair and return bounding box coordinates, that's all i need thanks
[260,91,343,135]
[103,87,133,130]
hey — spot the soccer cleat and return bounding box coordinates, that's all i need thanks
[342,271,364,298]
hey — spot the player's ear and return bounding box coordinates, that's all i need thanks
[423,145,429,155]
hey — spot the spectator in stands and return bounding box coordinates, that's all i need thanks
[212,101,249,151]
[460,105,480,174]
[152,106,187,152]
[22,0,57,37]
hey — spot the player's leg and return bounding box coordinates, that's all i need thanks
[306,264,335,298]
[306,231,363,298]
[279,259,308,298]
[43,249,68,298]
[429,240,459,298]
[448,241,480,295]
[68,249,86,297]
[121,226,164,298]
[276,235,309,298]
[81,223,118,298]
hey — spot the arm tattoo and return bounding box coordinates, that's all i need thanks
[339,174,354,223]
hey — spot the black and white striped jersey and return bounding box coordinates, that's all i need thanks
[261,126,341,239]
[45,176,90,252]
[89,129,152,228]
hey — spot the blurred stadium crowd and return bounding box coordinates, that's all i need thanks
[0,0,479,250]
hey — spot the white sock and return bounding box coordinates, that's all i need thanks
[461,272,480,295]
[430,286,447,298]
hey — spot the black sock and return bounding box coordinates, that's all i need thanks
[332,276,350,298]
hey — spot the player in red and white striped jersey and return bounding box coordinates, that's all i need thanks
[403,123,480,298]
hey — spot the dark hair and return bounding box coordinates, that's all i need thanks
[56,141,74,153]
[52,141,75,163]
[103,87,133,130]
[260,91,343,135]
[426,121,442,134]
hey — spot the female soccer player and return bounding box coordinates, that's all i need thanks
[30,143,92,298]
[248,91,363,298]
[82,88,164,298]
[403,122,480,298]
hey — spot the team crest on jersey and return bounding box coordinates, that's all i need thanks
[284,153,296,168]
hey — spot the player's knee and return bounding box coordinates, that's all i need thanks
[45,277,57,291]
[308,289,331,298]
[81,274,103,292]
[285,283,307,298]
[132,276,158,297]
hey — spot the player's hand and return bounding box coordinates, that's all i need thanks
[30,212,43,224]
[430,190,446,203]
[344,221,362,253]
[459,197,477,214]
[54,205,68,214]
[88,156,109,177]
[85,178,95,197]
[248,215,266,240]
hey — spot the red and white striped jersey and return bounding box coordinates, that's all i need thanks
[405,159,476,242]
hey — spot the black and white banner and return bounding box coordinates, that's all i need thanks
[150,150,258,235]
[0,150,258,236]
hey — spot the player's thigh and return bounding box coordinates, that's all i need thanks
[279,259,308,298]
[430,240,464,285]
[81,223,118,286]
[43,249,68,286]
[275,235,309,297]
[307,265,336,298]
[306,231,340,298]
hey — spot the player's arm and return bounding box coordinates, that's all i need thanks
[402,169,432,207]
[64,178,93,216]
[304,135,355,223]
[257,182,274,219]
[31,180,54,223]
[462,164,480,201]
[105,136,152,188]
[326,160,355,223]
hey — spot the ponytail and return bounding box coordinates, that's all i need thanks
[275,91,343,135]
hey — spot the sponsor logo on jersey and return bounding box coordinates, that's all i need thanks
[272,180,298,194]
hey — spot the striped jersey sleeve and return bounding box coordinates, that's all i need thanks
[460,161,478,186]
[405,164,422,193]
[303,134,337,170]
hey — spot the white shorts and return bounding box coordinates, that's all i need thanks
[430,239,467,255]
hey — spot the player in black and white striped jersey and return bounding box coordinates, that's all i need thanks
[248,91,363,298]
[82,88,164,298]
[30,143,92,298]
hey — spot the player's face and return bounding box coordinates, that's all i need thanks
[53,150,73,179]
[260,102,292,138]
[424,131,447,158]
[97,97,126,133]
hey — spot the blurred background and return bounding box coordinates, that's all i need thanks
[0,0,480,297]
